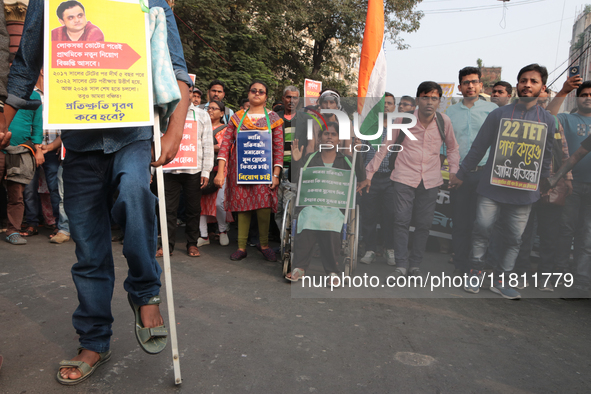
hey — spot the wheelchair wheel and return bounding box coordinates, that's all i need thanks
[281,196,296,277]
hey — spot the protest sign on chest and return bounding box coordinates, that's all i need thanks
[163,110,199,170]
[235,110,273,184]
[490,118,548,191]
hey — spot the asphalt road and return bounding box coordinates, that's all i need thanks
[1,226,590,393]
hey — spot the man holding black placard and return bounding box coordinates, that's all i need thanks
[450,64,555,299]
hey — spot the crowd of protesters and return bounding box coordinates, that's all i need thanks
[3,64,591,302]
[137,64,591,302]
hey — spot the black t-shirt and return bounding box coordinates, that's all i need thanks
[582,134,591,151]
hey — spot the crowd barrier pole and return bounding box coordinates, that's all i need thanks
[153,111,182,385]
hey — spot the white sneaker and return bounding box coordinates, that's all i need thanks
[385,249,396,266]
[197,237,210,247]
[219,232,229,246]
[360,251,375,264]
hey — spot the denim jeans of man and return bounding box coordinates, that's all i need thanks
[469,195,532,275]
[361,173,395,252]
[392,181,439,270]
[498,202,562,275]
[451,170,483,273]
[24,152,60,226]
[63,140,161,353]
[56,165,70,234]
[556,181,591,291]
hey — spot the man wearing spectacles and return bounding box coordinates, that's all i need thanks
[398,96,416,114]
[358,82,460,279]
[446,66,498,277]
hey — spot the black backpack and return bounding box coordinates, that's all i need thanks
[388,112,446,170]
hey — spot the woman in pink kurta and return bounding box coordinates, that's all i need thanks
[215,81,284,261]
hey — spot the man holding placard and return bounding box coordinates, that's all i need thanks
[159,105,214,258]
[5,0,191,384]
[450,64,555,300]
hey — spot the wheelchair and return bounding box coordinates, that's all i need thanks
[280,195,360,278]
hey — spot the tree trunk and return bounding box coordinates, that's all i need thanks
[311,39,326,77]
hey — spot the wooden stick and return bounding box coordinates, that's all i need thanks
[153,111,182,385]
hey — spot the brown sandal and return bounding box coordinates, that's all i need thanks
[20,226,38,237]
[188,245,200,257]
[155,247,172,257]
[48,227,60,239]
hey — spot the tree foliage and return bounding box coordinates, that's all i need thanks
[174,0,423,108]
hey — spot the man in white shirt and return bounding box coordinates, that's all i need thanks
[159,105,214,257]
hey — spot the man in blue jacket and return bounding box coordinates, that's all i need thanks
[450,64,555,299]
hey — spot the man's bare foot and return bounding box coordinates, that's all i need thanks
[59,349,100,380]
[140,304,164,329]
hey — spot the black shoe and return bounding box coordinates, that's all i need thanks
[408,267,422,276]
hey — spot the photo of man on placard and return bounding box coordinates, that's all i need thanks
[51,0,104,42]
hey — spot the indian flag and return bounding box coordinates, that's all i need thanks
[357,0,386,146]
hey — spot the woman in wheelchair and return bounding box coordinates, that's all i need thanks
[286,121,365,282]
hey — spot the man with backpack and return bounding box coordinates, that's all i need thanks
[446,67,498,276]
[358,81,460,279]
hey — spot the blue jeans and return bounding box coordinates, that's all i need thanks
[497,202,563,275]
[24,152,60,226]
[451,170,483,273]
[556,181,591,291]
[469,196,532,274]
[63,140,161,353]
[57,165,70,234]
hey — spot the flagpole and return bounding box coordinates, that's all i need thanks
[342,145,357,245]
[153,110,182,385]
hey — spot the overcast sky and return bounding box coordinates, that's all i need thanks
[384,0,588,97]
